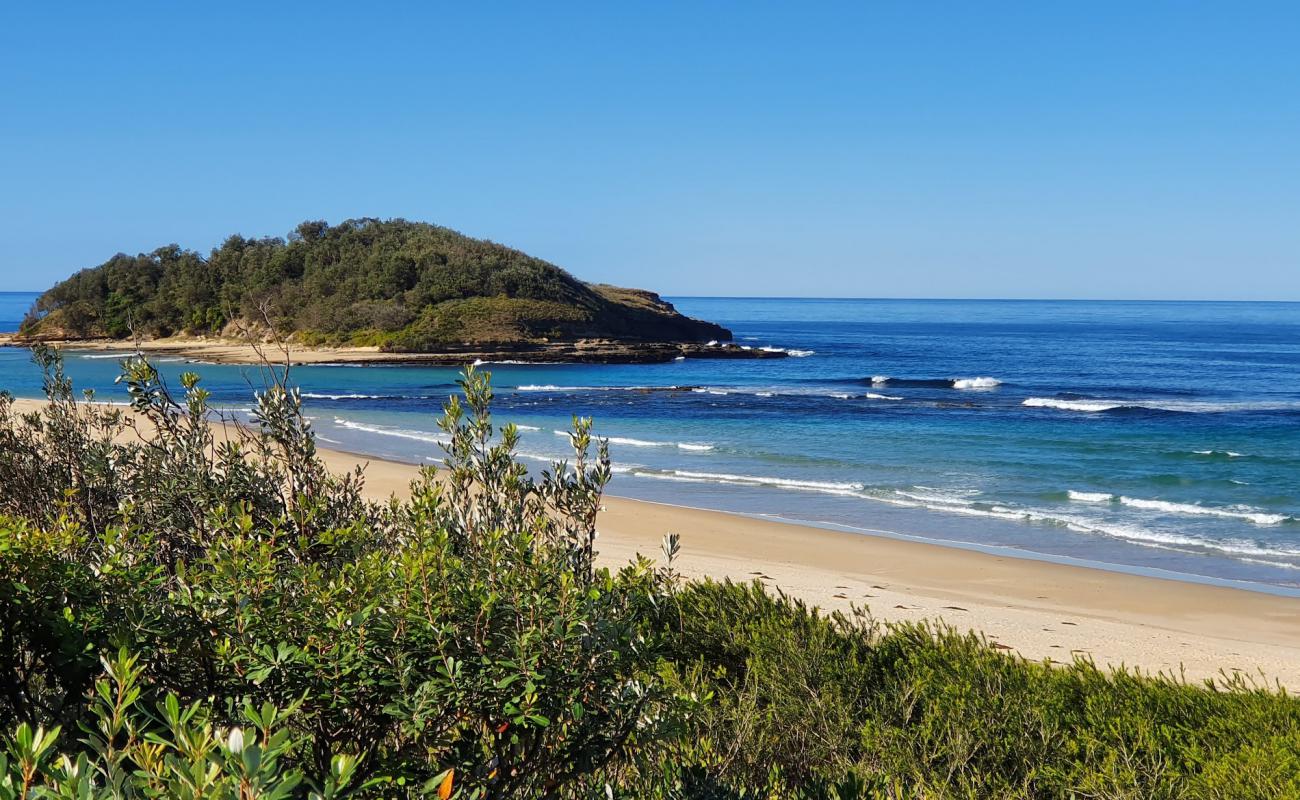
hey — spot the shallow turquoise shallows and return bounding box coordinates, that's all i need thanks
[3,294,1299,592]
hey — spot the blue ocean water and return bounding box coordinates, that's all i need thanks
[3,294,1299,591]
[0,293,34,333]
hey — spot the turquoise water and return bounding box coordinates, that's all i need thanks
[3,294,1300,590]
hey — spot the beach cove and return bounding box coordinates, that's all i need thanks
[9,393,1300,690]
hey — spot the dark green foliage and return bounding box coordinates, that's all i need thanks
[21,218,728,348]
[654,580,1300,798]
[0,352,684,797]
[2,351,1299,798]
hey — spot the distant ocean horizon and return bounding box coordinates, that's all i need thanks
[3,293,1299,593]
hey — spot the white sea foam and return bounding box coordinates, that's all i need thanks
[615,465,1300,567]
[1067,490,1114,503]
[1192,449,1245,458]
[332,418,448,445]
[864,392,903,400]
[885,492,1300,562]
[1023,397,1124,413]
[474,359,563,365]
[513,424,542,431]
[756,345,815,357]
[609,436,671,448]
[1026,397,1300,414]
[1117,496,1290,525]
[303,392,413,400]
[870,375,890,384]
[629,469,864,497]
[895,490,975,507]
[952,377,1002,389]
[517,384,576,392]
[1065,489,1290,526]
[551,431,713,451]
[78,352,138,359]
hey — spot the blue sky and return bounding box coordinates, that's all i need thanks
[2,2,1297,299]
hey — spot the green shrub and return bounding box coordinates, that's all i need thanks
[0,353,682,797]
[655,580,1300,799]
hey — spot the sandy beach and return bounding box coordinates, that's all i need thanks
[10,396,1300,690]
[0,335,492,365]
[0,335,779,366]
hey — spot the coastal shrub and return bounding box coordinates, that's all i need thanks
[0,344,373,553]
[0,354,684,796]
[1,649,368,799]
[2,350,1300,798]
[654,579,1300,799]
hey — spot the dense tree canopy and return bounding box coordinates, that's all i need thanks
[22,218,727,350]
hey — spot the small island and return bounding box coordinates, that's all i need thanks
[10,218,786,364]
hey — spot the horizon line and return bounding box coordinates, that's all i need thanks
[1,289,1297,305]
[661,295,1300,304]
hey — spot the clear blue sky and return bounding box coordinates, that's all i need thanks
[2,2,1298,299]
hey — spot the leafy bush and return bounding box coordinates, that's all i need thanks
[655,580,1300,799]
[0,352,682,796]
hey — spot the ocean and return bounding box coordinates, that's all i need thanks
[2,294,1299,592]
[0,292,33,333]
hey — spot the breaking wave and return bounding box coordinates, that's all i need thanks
[1023,397,1124,413]
[1025,397,1300,414]
[331,418,448,445]
[1065,490,1291,525]
[869,376,1002,389]
[952,377,1002,389]
[551,430,714,451]
[304,392,439,401]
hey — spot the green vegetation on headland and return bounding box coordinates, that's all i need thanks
[2,348,1298,798]
[18,218,731,354]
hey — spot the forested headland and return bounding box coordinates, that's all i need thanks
[18,218,730,353]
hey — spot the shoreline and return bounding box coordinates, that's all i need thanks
[316,443,1300,600]
[305,441,1300,690]
[10,397,1300,688]
[0,335,790,366]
